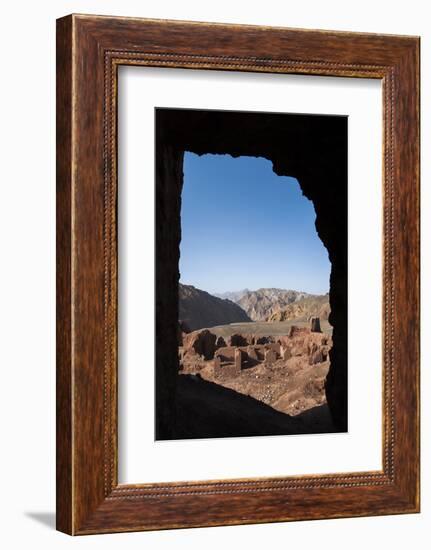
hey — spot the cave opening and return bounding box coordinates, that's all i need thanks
[179,152,331,300]
[155,107,347,440]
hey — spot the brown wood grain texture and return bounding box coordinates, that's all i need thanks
[56,15,73,535]
[56,14,420,534]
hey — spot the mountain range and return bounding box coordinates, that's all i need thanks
[179,284,330,331]
[179,283,252,331]
[213,289,250,302]
[234,288,329,322]
[266,293,330,322]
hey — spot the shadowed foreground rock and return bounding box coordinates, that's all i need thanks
[162,374,338,440]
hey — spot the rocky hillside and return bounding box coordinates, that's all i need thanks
[266,294,330,322]
[234,288,327,322]
[179,283,252,331]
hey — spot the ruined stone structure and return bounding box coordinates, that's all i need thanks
[212,342,283,378]
[180,326,330,385]
[182,329,217,360]
[156,108,347,438]
[310,317,322,333]
[213,354,239,378]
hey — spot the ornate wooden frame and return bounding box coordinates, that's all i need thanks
[56,14,420,534]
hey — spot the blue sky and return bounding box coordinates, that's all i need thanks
[179,153,330,295]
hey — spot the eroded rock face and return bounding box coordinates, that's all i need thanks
[236,288,311,321]
[265,293,330,322]
[156,109,347,435]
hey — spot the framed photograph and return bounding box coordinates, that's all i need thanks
[56,14,420,534]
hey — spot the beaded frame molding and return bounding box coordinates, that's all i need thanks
[56,14,420,535]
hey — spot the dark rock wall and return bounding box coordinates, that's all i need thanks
[155,145,184,439]
[155,108,347,437]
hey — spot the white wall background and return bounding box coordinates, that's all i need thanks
[0,0,427,548]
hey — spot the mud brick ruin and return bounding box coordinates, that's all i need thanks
[212,342,281,378]
[179,317,331,380]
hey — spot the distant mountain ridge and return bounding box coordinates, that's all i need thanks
[213,289,249,302]
[179,283,252,331]
[214,287,330,322]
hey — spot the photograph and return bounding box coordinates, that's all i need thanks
[155,107,348,440]
[0,0,424,546]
